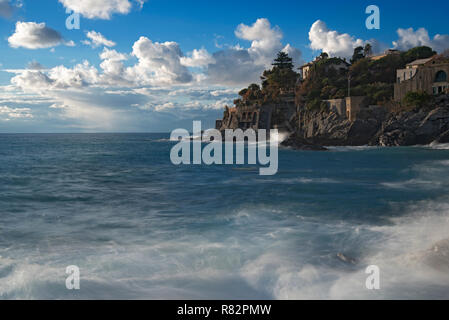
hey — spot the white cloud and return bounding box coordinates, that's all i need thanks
[393,27,449,53]
[153,102,175,112]
[10,61,101,92]
[84,30,116,48]
[8,21,63,49]
[99,48,128,80]
[206,18,302,86]
[309,20,365,58]
[181,48,215,68]
[0,105,33,120]
[235,18,283,67]
[59,0,145,20]
[11,70,53,91]
[4,18,303,130]
[125,36,193,86]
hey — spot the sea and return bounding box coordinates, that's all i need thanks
[1,133,449,299]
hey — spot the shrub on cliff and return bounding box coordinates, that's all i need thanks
[403,91,432,108]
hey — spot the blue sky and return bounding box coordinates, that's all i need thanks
[0,0,448,132]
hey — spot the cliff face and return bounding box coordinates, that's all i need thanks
[374,105,449,146]
[283,95,449,148]
[296,108,386,146]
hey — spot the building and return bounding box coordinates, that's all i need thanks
[394,55,449,101]
[216,93,297,132]
[325,96,369,122]
[300,58,350,81]
[299,62,313,80]
[369,49,401,61]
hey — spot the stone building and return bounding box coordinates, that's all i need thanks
[299,58,350,81]
[299,62,313,80]
[216,93,297,132]
[325,96,370,122]
[394,55,449,101]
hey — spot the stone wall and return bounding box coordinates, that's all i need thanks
[346,96,369,122]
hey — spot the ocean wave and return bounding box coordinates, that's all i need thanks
[237,198,449,299]
[427,142,449,150]
[326,146,381,152]
[381,179,443,190]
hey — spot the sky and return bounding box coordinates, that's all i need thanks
[0,0,448,133]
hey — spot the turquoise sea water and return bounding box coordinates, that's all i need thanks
[1,133,449,299]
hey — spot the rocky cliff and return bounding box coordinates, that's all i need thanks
[283,95,449,149]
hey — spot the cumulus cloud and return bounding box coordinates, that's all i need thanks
[125,37,193,86]
[83,30,116,48]
[5,18,304,130]
[59,0,145,20]
[9,36,194,90]
[235,18,284,66]
[10,61,101,92]
[8,21,63,49]
[206,18,302,85]
[393,27,449,53]
[180,48,215,68]
[309,20,365,58]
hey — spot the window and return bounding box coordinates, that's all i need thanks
[435,71,447,83]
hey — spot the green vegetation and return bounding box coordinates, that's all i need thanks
[232,46,438,112]
[235,51,299,107]
[298,46,437,106]
[403,91,432,108]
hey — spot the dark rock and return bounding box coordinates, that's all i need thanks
[337,253,357,265]
[281,135,328,151]
[374,106,449,146]
[437,129,449,143]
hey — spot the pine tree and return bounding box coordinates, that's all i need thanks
[364,43,373,57]
[272,52,294,70]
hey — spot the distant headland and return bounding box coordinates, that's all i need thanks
[215,46,449,149]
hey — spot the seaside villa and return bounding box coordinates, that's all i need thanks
[394,55,449,101]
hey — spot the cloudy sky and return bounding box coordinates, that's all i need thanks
[0,0,448,132]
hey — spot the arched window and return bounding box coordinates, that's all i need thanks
[435,71,447,83]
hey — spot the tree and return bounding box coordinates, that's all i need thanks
[402,46,436,63]
[351,46,365,64]
[403,91,431,108]
[364,43,373,57]
[319,52,329,61]
[272,51,294,70]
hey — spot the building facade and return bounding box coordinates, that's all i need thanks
[395,56,449,101]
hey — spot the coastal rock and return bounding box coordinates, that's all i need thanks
[436,129,449,143]
[374,106,449,146]
[281,135,328,151]
[295,109,385,146]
